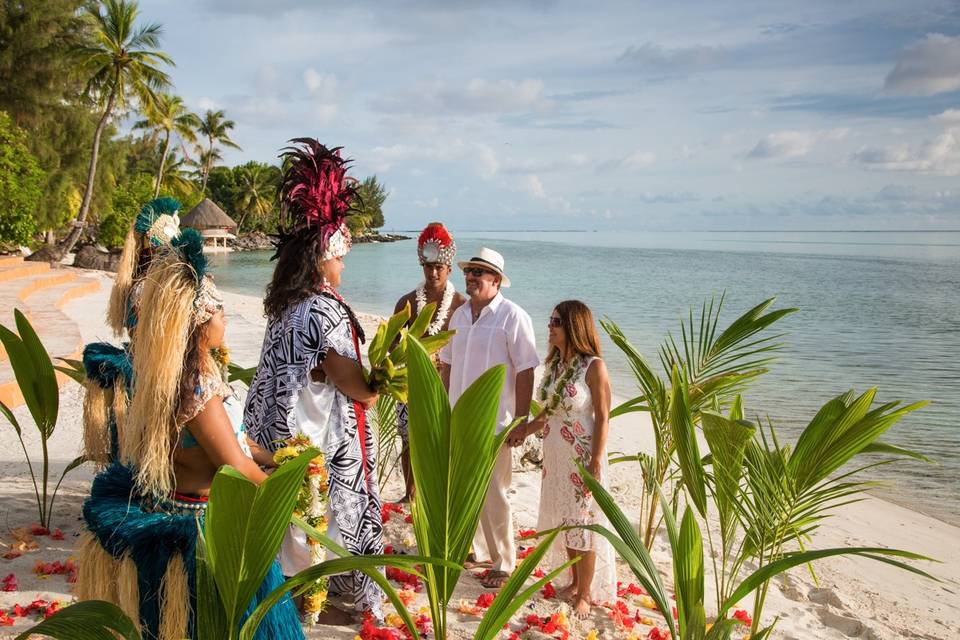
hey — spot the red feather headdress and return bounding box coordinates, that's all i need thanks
[277,138,359,254]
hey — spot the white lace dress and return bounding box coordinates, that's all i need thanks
[535,356,617,604]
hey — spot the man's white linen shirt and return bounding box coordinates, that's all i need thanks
[440,292,540,432]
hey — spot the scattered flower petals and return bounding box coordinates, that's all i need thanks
[518,528,538,539]
[2,573,17,591]
[541,581,556,599]
[475,592,496,609]
[733,609,753,626]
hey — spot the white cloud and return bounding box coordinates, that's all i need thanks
[884,33,960,96]
[303,69,340,124]
[413,197,440,208]
[372,78,549,115]
[195,97,220,111]
[621,150,657,168]
[524,175,547,199]
[931,108,960,125]
[748,130,815,159]
[851,131,960,175]
[367,140,500,179]
[303,69,339,101]
[618,42,728,72]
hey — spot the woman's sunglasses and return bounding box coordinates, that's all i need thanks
[463,267,494,277]
[548,316,562,328]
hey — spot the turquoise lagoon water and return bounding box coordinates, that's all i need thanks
[208,230,960,525]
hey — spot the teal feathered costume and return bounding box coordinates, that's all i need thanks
[77,229,304,640]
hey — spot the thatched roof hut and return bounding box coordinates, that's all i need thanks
[181,198,237,231]
[181,198,237,253]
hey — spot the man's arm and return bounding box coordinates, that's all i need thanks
[440,362,451,392]
[514,367,535,425]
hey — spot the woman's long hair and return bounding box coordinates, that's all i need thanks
[123,250,207,499]
[546,300,602,363]
[263,227,325,321]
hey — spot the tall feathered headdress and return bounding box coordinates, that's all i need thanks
[276,138,359,260]
[107,196,183,335]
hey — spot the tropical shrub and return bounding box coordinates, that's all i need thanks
[573,358,935,639]
[602,296,796,548]
[0,310,85,529]
[0,111,44,246]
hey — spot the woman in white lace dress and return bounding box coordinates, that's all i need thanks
[516,300,617,617]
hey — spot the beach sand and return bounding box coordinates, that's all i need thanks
[0,269,957,638]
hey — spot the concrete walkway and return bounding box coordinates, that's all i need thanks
[0,257,102,408]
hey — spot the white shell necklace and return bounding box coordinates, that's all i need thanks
[415,280,455,336]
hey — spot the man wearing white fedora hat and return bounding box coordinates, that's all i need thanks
[440,247,539,589]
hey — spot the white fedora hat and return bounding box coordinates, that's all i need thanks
[457,247,511,288]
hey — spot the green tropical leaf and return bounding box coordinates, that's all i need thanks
[668,366,707,517]
[205,449,317,633]
[196,527,229,640]
[408,301,437,338]
[719,547,936,619]
[14,308,59,435]
[701,412,754,550]
[240,555,443,640]
[406,335,506,637]
[860,441,933,462]
[474,530,577,640]
[578,462,677,638]
[675,508,705,639]
[0,399,23,436]
[227,363,257,386]
[15,600,141,640]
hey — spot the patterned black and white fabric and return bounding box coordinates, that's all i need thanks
[395,402,409,443]
[243,293,384,617]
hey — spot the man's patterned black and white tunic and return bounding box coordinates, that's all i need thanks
[243,294,385,618]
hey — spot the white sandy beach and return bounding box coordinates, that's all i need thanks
[0,268,957,639]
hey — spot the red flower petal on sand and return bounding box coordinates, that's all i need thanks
[518,528,538,539]
[647,628,669,640]
[517,546,535,559]
[475,592,495,609]
[541,581,556,599]
[1,573,17,591]
[533,568,546,578]
[50,529,65,541]
[732,609,753,626]
[3,551,22,560]
[29,524,50,536]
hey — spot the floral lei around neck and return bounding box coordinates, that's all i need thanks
[415,280,455,336]
[536,352,584,419]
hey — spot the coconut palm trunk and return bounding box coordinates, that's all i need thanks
[154,129,173,197]
[59,85,117,258]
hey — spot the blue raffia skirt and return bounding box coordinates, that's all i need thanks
[78,463,304,640]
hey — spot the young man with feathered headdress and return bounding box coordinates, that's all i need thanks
[391,222,466,502]
[243,138,385,622]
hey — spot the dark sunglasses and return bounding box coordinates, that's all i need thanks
[548,316,562,328]
[463,267,494,277]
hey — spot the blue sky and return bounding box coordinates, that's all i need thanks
[140,0,960,230]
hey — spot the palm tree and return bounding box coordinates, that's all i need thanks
[157,153,198,199]
[234,163,276,231]
[197,109,240,192]
[133,93,200,197]
[59,0,172,258]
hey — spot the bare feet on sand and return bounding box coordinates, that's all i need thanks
[313,604,356,626]
[573,597,592,619]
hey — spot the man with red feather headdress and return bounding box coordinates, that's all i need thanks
[391,222,466,501]
[243,139,385,622]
